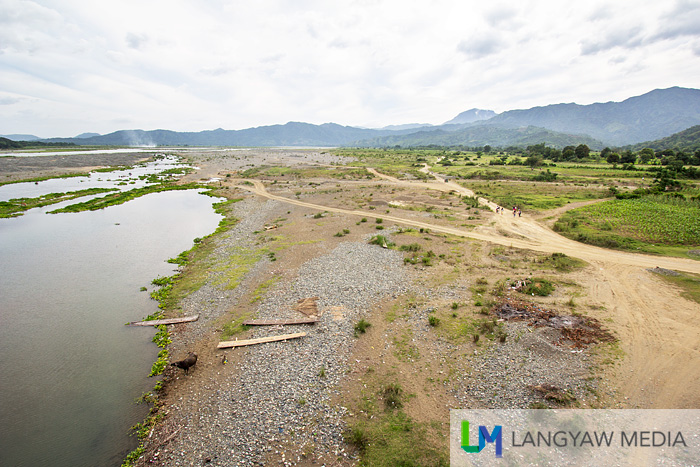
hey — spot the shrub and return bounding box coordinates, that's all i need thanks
[428,316,440,327]
[354,319,371,336]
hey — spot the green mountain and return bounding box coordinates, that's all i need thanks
[352,124,604,149]
[485,87,700,146]
[628,125,700,153]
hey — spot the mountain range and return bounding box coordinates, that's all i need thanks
[4,87,699,149]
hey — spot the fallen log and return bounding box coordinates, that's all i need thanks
[217,332,306,349]
[126,315,199,326]
[242,318,318,326]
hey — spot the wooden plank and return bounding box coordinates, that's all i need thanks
[242,318,318,326]
[217,332,306,349]
[126,315,199,326]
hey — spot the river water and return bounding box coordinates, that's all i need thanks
[0,158,222,466]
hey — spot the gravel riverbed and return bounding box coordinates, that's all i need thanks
[144,197,409,466]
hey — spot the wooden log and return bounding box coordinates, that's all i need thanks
[242,318,318,326]
[126,315,199,326]
[217,332,306,349]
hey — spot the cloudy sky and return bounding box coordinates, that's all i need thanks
[1,0,699,137]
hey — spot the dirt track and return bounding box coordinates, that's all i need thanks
[236,169,700,408]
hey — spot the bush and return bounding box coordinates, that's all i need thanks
[369,235,394,247]
[428,316,440,327]
[354,319,371,336]
[521,278,555,296]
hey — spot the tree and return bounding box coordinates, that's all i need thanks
[575,144,590,159]
[600,147,612,159]
[606,152,620,164]
[638,148,654,164]
[620,150,636,164]
[525,155,544,169]
[562,146,576,161]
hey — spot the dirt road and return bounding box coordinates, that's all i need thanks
[236,171,700,408]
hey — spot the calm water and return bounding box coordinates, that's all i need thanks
[0,162,222,466]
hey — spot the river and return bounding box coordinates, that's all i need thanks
[0,157,222,466]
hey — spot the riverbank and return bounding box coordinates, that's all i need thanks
[131,149,625,466]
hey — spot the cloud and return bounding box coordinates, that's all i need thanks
[125,32,149,50]
[457,36,505,59]
[653,0,700,41]
[580,26,645,55]
[484,5,518,28]
[0,96,22,105]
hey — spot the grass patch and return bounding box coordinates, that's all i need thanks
[49,182,208,213]
[0,187,118,218]
[369,234,395,248]
[221,315,251,340]
[345,411,447,466]
[519,278,555,296]
[535,252,587,272]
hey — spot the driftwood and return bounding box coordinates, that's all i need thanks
[242,318,318,326]
[126,315,199,326]
[217,332,306,349]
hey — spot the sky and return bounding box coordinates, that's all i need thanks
[1,0,699,138]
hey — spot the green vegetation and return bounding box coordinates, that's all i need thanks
[354,319,371,336]
[369,234,395,248]
[345,410,447,467]
[0,188,118,218]
[49,182,206,213]
[221,315,251,340]
[519,278,555,296]
[535,252,587,272]
[0,137,76,150]
[554,195,700,254]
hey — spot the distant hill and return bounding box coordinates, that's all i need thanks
[628,125,700,153]
[42,122,406,147]
[443,108,497,125]
[352,124,604,149]
[486,87,700,146]
[25,87,700,148]
[379,123,433,131]
[0,137,76,150]
[0,134,41,141]
[74,132,101,139]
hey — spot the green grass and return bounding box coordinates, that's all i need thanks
[221,315,251,340]
[345,411,447,467]
[0,187,118,218]
[535,253,587,272]
[463,180,607,211]
[49,182,207,213]
[554,195,700,254]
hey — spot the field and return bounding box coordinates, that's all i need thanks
[554,195,700,255]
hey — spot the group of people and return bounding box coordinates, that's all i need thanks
[495,205,522,217]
